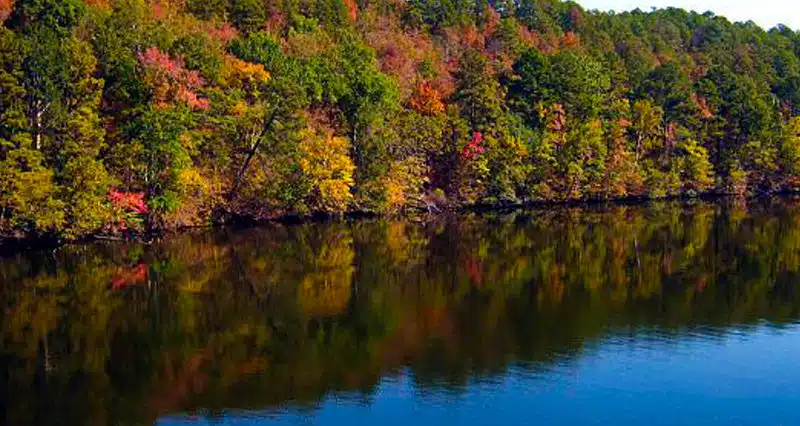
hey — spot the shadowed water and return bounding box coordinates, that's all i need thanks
[3,199,800,425]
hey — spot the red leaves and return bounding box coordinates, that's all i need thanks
[691,65,709,81]
[444,6,502,52]
[107,189,148,232]
[342,0,358,22]
[480,7,501,38]
[150,1,167,20]
[692,94,713,119]
[139,47,175,73]
[266,11,287,33]
[82,0,110,8]
[363,13,440,97]
[208,22,238,45]
[665,122,678,149]
[561,31,581,50]
[138,47,209,110]
[139,47,204,89]
[543,104,567,135]
[111,263,148,290]
[0,0,12,23]
[464,256,483,284]
[109,189,148,215]
[444,25,485,51]
[518,25,540,49]
[176,87,210,110]
[461,132,485,161]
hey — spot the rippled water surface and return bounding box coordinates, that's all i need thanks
[4,199,800,425]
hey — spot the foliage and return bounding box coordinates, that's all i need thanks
[0,144,64,233]
[298,127,355,213]
[106,188,147,231]
[4,0,800,238]
[0,0,12,23]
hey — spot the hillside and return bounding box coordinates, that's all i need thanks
[2,0,800,238]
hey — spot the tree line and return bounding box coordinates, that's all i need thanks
[3,0,800,238]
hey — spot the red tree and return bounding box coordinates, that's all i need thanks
[343,0,358,22]
[138,47,209,110]
[461,132,485,161]
[0,0,13,23]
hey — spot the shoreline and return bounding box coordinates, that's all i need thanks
[0,192,790,255]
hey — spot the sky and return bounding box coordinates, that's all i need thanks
[577,0,799,30]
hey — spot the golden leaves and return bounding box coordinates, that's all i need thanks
[409,81,446,116]
[299,128,356,212]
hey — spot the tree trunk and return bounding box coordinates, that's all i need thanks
[635,134,643,162]
[29,97,47,150]
[230,110,279,198]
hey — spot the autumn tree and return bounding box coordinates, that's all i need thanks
[0,142,64,233]
[0,0,12,23]
[299,127,356,212]
[2,0,800,238]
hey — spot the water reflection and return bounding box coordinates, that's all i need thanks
[3,199,800,425]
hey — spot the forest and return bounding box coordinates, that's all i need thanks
[3,0,800,238]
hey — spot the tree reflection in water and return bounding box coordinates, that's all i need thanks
[2,199,800,425]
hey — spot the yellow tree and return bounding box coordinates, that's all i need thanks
[0,139,64,233]
[299,128,356,213]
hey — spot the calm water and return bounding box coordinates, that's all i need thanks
[3,199,800,425]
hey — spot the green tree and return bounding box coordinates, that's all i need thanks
[453,49,504,131]
[780,117,800,189]
[678,138,715,194]
[0,139,64,233]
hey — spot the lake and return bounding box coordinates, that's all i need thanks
[3,199,800,425]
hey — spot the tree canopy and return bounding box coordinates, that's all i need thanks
[3,0,800,238]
